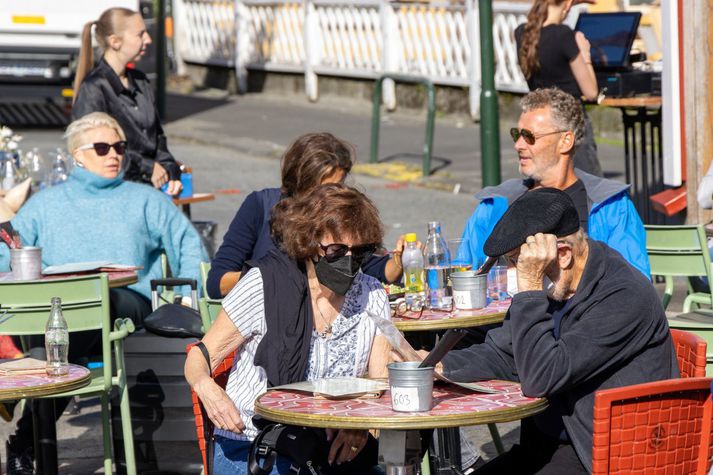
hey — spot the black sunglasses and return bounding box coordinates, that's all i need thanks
[319,243,378,263]
[77,141,127,156]
[509,128,566,145]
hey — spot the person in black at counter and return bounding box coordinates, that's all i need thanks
[515,0,601,176]
[437,188,678,474]
[72,7,182,195]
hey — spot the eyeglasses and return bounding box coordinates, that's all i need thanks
[319,243,378,263]
[76,141,127,156]
[509,128,567,145]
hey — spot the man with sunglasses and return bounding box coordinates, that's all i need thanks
[460,88,649,277]
[438,188,677,474]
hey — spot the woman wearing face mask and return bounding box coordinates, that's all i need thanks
[185,183,392,474]
[515,0,602,176]
[71,7,182,194]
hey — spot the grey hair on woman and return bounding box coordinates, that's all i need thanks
[64,112,127,152]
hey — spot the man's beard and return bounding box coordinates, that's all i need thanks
[547,272,572,301]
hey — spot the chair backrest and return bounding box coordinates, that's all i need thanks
[671,329,708,377]
[592,377,713,475]
[187,343,235,474]
[198,298,222,332]
[0,274,114,390]
[199,261,211,299]
[646,225,712,279]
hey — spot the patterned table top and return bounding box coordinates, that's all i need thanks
[0,364,91,401]
[393,299,511,332]
[255,380,547,430]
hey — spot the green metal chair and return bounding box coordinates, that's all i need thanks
[198,297,222,332]
[0,274,137,474]
[199,261,211,299]
[645,224,713,311]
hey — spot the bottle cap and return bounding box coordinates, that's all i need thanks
[405,233,417,243]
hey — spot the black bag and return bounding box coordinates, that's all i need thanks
[249,417,378,475]
[143,278,204,338]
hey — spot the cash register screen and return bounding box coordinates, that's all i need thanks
[574,12,642,70]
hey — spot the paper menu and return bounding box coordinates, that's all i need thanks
[368,312,503,394]
[43,262,141,275]
[0,357,47,375]
[270,377,389,398]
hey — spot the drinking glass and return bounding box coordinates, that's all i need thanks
[447,238,472,273]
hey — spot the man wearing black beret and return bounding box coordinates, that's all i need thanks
[437,188,678,474]
[459,88,650,279]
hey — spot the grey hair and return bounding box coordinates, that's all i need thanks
[559,228,588,257]
[64,112,126,152]
[520,88,585,151]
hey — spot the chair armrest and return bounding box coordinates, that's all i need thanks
[109,318,136,342]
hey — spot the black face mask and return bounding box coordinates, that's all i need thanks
[314,255,362,296]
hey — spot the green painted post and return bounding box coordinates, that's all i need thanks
[479,0,501,187]
[370,74,436,176]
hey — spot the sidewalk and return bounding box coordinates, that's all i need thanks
[164,91,627,195]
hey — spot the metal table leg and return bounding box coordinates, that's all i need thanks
[33,398,58,475]
[379,430,422,475]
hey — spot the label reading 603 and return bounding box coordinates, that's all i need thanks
[390,386,420,411]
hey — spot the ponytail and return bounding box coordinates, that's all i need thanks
[518,0,550,80]
[72,21,95,103]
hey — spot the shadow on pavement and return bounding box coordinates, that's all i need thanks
[165,93,230,123]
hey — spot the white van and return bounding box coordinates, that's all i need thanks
[0,0,154,122]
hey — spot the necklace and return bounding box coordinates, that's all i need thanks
[314,300,334,339]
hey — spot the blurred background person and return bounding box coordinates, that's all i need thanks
[516,0,602,176]
[72,7,182,195]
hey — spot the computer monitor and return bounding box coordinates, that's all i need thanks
[574,12,642,71]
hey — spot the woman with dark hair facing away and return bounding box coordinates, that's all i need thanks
[206,132,405,298]
[515,0,602,176]
[186,183,392,473]
[72,7,182,195]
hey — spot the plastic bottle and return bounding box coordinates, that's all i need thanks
[45,297,69,376]
[48,150,68,186]
[423,221,452,309]
[401,233,425,308]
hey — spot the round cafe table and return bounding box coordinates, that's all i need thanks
[256,381,546,474]
[0,364,91,475]
[392,299,510,332]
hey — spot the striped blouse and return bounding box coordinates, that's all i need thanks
[215,267,391,441]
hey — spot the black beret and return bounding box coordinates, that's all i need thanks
[483,187,581,257]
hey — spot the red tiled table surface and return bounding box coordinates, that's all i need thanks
[393,299,510,332]
[255,381,547,431]
[0,364,90,401]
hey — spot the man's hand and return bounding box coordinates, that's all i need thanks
[516,233,558,292]
[327,429,369,465]
[151,162,169,189]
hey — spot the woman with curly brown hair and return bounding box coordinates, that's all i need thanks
[186,183,391,474]
[515,0,602,176]
[207,132,405,298]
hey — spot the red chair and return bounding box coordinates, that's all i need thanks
[591,377,712,474]
[187,343,235,475]
[670,329,708,377]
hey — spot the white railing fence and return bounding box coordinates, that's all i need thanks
[173,0,529,119]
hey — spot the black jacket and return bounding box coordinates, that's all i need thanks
[244,249,313,387]
[442,240,678,473]
[72,59,180,183]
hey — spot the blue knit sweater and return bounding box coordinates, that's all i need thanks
[0,167,206,299]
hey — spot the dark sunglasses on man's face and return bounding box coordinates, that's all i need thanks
[76,141,127,156]
[319,243,378,263]
[509,128,566,145]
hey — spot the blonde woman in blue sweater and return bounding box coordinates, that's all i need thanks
[1,111,206,472]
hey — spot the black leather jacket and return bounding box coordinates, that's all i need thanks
[72,58,180,183]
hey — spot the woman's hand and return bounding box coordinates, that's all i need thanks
[151,162,169,188]
[385,234,422,283]
[194,378,245,433]
[165,179,183,196]
[326,428,369,465]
